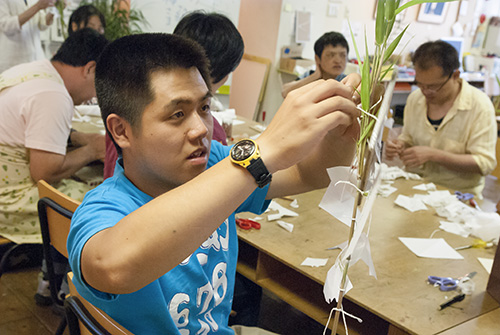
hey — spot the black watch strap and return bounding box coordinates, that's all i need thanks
[247,157,272,188]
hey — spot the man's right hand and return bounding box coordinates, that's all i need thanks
[385,139,404,161]
[258,78,359,174]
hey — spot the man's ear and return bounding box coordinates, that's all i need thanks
[107,114,132,151]
[83,61,97,79]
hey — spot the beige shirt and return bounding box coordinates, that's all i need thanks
[399,79,497,196]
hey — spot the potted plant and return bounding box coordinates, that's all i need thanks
[84,0,145,41]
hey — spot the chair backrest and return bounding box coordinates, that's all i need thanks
[37,180,80,307]
[66,272,133,335]
[37,180,80,258]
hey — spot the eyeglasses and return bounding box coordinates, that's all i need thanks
[414,72,453,92]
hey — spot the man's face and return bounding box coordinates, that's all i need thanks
[125,67,213,197]
[73,68,97,105]
[414,65,456,104]
[317,44,347,80]
[75,15,105,35]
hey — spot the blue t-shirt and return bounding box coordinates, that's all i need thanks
[299,69,346,82]
[67,141,270,335]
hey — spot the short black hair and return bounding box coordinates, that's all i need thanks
[51,28,108,66]
[314,31,349,58]
[412,40,460,77]
[173,11,244,84]
[68,4,106,36]
[95,33,211,155]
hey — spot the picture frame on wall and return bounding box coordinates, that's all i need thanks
[417,3,450,24]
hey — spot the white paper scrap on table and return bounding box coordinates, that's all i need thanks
[378,183,398,197]
[276,220,294,233]
[478,257,494,274]
[290,199,299,208]
[301,257,328,267]
[439,221,470,237]
[399,237,464,259]
[380,163,423,181]
[413,183,436,191]
[267,200,298,221]
[394,194,428,212]
[319,166,358,226]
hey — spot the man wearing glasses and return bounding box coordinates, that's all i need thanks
[386,40,497,197]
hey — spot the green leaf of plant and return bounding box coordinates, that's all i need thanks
[385,0,396,21]
[348,21,365,83]
[375,0,386,46]
[395,0,458,16]
[382,24,409,64]
[361,28,371,112]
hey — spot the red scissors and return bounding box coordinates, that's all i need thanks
[236,218,261,230]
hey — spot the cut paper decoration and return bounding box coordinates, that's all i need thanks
[267,200,299,221]
[319,166,359,226]
[290,199,299,208]
[324,262,353,303]
[323,169,380,304]
[394,194,427,212]
[301,257,328,267]
[399,237,464,260]
[276,220,294,233]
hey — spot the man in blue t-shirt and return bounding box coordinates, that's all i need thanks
[282,31,349,98]
[67,33,360,335]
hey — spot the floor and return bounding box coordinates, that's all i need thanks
[1,176,499,335]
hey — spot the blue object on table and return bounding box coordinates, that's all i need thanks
[428,275,458,291]
[455,191,474,201]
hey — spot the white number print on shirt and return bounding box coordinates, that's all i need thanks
[169,219,231,334]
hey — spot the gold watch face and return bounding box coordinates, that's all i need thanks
[231,139,256,161]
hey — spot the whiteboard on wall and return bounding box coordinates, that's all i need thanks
[131,0,241,33]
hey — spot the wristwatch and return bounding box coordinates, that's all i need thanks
[230,139,272,188]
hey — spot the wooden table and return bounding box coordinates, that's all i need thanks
[236,179,499,335]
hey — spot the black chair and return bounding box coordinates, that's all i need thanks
[65,295,112,335]
[66,272,133,335]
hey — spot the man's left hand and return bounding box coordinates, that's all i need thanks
[400,146,435,168]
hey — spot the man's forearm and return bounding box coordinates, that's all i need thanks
[18,3,43,26]
[281,71,321,98]
[295,128,357,190]
[431,148,482,174]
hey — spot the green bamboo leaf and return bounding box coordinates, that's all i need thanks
[380,64,394,81]
[395,0,458,15]
[382,24,409,64]
[385,0,396,21]
[361,28,371,112]
[375,0,386,46]
[348,21,365,81]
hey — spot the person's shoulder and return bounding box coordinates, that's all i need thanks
[208,140,230,167]
[336,73,347,81]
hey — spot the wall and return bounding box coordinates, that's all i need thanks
[259,0,498,123]
[127,0,499,122]
[229,0,282,121]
